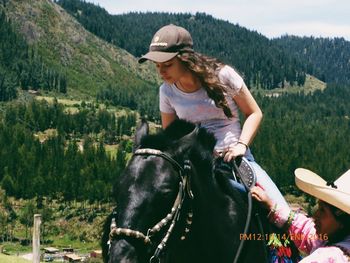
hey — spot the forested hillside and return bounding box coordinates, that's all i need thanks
[1,84,349,201]
[1,0,161,119]
[0,99,136,201]
[273,36,350,85]
[253,84,350,190]
[56,0,308,90]
[0,10,67,102]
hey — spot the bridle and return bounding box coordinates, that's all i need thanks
[108,148,194,263]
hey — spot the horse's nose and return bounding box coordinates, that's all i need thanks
[109,239,137,263]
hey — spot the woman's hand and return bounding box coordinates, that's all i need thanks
[251,186,275,210]
[223,143,247,162]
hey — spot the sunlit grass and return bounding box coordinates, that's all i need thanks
[252,74,326,97]
[0,254,31,263]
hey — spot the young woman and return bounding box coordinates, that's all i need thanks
[139,24,287,207]
[251,168,350,262]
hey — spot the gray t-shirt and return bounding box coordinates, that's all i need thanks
[160,65,249,152]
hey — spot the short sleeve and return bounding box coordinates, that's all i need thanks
[159,84,176,114]
[218,65,244,97]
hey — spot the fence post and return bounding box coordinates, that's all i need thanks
[33,214,41,263]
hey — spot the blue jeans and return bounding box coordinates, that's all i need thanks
[248,160,288,208]
[229,179,246,193]
[217,155,287,208]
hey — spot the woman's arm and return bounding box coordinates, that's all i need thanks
[224,84,263,162]
[161,111,178,129]
[251,186,324,255]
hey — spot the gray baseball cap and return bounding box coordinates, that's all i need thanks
[138,24,193,63]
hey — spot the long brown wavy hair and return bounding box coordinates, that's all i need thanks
[177,51,233,118]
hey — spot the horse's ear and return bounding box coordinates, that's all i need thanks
[196,127,216,152]
[133,118,149,152]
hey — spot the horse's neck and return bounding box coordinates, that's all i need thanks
[168,176,272,263]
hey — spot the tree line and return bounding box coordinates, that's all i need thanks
[96,83,160,121]
[3,99,137,143]
[0,10,67,102]
[273,36,350,85]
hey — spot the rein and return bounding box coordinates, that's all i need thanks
[109,148,193,263]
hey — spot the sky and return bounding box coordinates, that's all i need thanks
[85,0,350,41]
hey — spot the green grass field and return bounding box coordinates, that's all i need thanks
[252,74,326,97]
[0,254,31,263]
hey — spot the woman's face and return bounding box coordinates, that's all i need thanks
[313,200,343,236]
[155,57,188,84]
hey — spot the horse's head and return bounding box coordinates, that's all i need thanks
[103,119,216,263]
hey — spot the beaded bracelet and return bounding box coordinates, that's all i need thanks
[285,210,296,228]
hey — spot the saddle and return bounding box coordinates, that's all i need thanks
[214,156,257,189]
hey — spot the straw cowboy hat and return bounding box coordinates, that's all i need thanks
[295,168,350,214]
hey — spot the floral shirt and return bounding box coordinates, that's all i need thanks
[269,205,350,262]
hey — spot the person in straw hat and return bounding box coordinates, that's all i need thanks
[251,168,350,262]
[139,24,288,207]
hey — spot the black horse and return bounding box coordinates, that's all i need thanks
[102,119,292,263]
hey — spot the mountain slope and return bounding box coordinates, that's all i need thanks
[3,0,160,98]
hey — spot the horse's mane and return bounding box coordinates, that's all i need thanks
[138,120,247,207]
[139,120,244,195]
[139,120,216,160]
